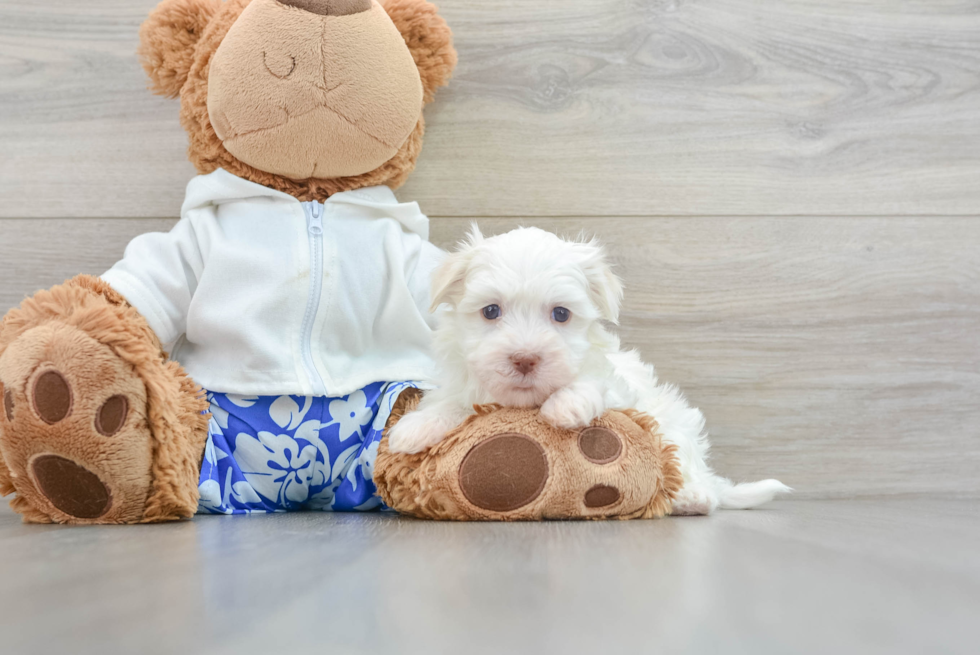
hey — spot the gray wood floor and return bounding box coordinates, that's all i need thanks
[1,498,977,655]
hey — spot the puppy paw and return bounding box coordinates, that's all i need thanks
[540,385,604,430]
[387,409,455,454]
[671,483,720,516]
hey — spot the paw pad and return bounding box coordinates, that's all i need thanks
[95,395,129,437]
[458,433,548,511]
[32,370,72,424]
[584,484,621,508]
[578,426,622,464]
[31,455,111,519]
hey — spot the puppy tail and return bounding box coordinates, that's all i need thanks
[717,479,792,510]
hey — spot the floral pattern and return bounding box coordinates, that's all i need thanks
[197,381,415,514]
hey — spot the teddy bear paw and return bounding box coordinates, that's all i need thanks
[0,322,154,523]
[456,424,631,516]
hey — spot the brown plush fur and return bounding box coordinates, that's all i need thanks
[0,398,14,497]
[206,0,425,179]
[376,390,682,521]
[382,0,457,105]
[0,276,209,523]
[139,0,456,200]
[139,0,224,99]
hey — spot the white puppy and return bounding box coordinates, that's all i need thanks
[388,226,789,515]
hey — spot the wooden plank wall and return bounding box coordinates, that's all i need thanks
[1,1,978,497]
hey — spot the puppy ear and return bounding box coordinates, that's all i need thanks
[574,239,624,323]
[138,0,222,98]
[381,0,458,104]
[429,224,483,311]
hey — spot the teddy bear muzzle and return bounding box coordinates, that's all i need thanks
[206,0,424,181]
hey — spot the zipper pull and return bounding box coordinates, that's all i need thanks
[308,201,323,235]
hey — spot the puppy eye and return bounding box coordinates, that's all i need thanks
[482,304,501,320]
[552,307,571,323]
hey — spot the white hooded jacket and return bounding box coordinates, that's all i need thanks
[102,168,445,397]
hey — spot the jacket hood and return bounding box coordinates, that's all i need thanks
[182,168,431,239]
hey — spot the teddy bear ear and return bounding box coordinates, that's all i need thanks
[138,0,223,98]
[381,0,458,104]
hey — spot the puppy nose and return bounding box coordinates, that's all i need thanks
[511,355,540,375]
[277,0,373,17]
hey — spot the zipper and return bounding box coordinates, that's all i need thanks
[300,201,327,396]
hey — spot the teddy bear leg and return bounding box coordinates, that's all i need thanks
[377,403,684,521]
[0,276,208,524]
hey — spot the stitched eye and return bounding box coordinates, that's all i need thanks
[263,51,296,79]
[482,304,501,320]
[552,307,570,323]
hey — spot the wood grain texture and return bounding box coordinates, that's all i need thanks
[2,216,978,498]
[1,498,978,654]
[2,1,979,217]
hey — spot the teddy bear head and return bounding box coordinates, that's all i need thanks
[139,0,456,199]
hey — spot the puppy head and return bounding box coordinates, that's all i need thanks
[432,226,623,407]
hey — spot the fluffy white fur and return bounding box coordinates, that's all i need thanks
[388,226,790,515]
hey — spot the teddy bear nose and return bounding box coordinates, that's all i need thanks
[277,0,373,16]
[511,355,540,376]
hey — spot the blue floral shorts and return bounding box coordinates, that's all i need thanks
[197,381,414,514]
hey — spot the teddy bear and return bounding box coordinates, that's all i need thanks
[0,0,680,524]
